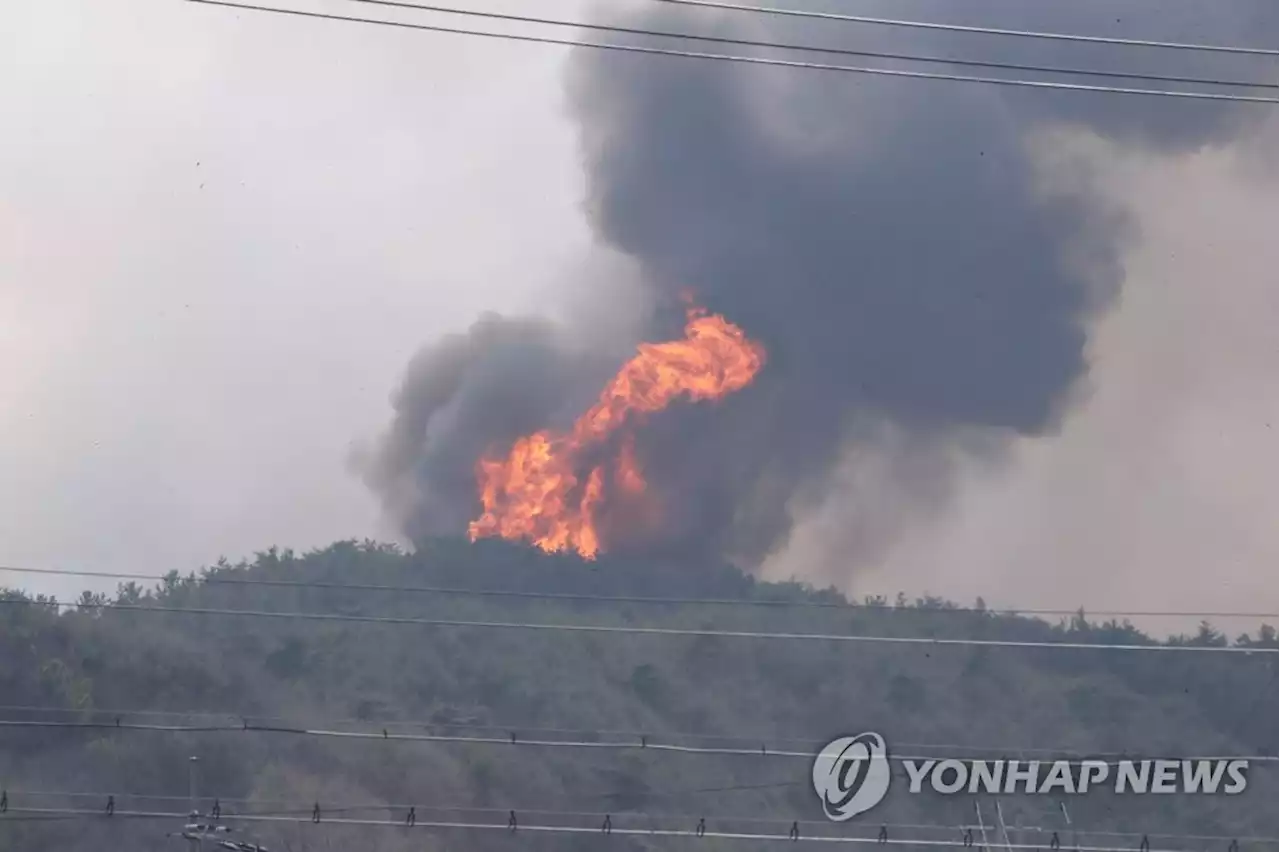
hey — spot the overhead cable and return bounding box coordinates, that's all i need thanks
[4,791,1274,845]
[181,0,1278,104]
[333,0,1277,89]
[651,0,1280,56]
[3,704,1274,765]
[0,806,1230,850]
[3,596,1274,653]
[8,702,1273,760]
[7,564,1277,620]
[2,717,1271,765]
[0,790,1021,836]
[0,780,812,822]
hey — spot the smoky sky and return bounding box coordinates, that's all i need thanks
[364,0,1275,561]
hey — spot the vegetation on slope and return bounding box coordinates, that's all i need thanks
[1,539,1276,851]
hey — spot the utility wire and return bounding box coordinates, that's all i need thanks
[2,718,1271,765]
[7,564,1277,620]
[0,790,1023,835]
[0,806,1232,850]
[182,0,1278,104]
[1005,821,1279,847]
[12,701,1259,757]
[5,791,1275,844]
[0,791,841,830]
[334,0,1276,89]
[4,780,809,813]
[3,596,1274,653]
[2,701,1269,762]
[651,0,1280,56]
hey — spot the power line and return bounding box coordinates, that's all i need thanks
[5,791,1274,844]
[2,718,1271,765]
[1003,820,1279,848]
[5,707,1262,765]
[0,791,1031,836]
[335,0,1276,89]
[3,596,1274,652]
[0,806,1236,849]
[0,791,845,830]
[3,703,1274,764]
[5,778,811,812]
[182,0,1278,104]
[6,565,1276,621]
[651,0,1280,57]
[0,703,849,748]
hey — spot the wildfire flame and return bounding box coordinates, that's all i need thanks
[468,303,766,559]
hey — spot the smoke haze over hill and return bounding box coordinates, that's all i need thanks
[363,0,1276,579]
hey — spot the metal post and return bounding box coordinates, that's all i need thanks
[1059,801,1080,851]
[973,800,993,852]
[993,799,1015,852]
[189,756,201,852]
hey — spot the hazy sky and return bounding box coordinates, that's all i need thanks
[1,0,596,599]
[2,0,1275,625]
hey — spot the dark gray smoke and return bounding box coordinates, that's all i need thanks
[358,314,605,542]
[559,0,1275,560]
[364,0,1275,561]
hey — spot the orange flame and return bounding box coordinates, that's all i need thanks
[468,304,766,559]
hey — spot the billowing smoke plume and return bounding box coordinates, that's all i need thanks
[359,314,608,542]
[363,0,1275,563]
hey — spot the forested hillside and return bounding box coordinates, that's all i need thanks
[1,540,1276,851]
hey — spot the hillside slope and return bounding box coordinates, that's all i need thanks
[1,540,1276,851]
